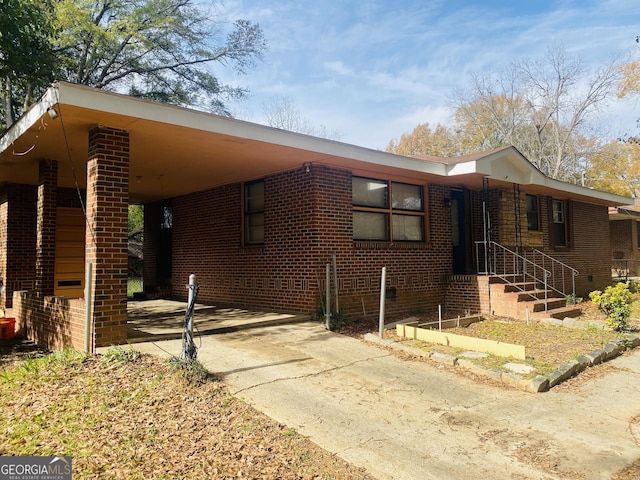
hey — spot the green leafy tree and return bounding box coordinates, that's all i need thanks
[0,0,57,130]
[1,0,267,131]
[53,0,267,113]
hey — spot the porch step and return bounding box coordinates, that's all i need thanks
[504,281,537,293]
[490,281,582,321]
[530,305,583,320]
[525,297,567,312]
[514,289,561,302]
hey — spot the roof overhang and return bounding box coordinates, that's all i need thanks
[0,82,448,203]
[0,82,633,208]
[443,146,631,207]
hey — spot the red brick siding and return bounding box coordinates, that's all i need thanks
[168,166,455,322]
[13,291,86,350]
[445,275,490,315]
[495,187,611,297]
[36,160,58,295]
[86,127,129,348]
[610,219,639,259]
[0,184,37,309]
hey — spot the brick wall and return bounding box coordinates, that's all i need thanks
[494,186,611,297]
[445,275,490,315]
[166,165,455,322]
[85,126,129,348]
[0,184,37,309]
[13,290,87,350]
[610,219,635,258]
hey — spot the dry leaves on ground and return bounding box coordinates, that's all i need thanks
[0,348,373,480]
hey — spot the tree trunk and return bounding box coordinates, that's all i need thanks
[1,77,15,130]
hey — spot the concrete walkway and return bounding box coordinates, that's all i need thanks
[132,319,640,480]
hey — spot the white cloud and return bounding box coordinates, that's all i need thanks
[217,0,640,149]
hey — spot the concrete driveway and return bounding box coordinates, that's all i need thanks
[132,317,640,480]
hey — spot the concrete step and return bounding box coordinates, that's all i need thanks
[526,297,568,312]
[531,305,583,320]
[503,281,537,292]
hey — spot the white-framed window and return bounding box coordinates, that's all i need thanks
[352,176,425,242]
[552,199,567,246]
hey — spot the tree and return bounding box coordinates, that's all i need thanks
[585,139,640,196]
[451,47,620,181]
[0,0,57,130]
[617,36,640,99]
[53,0,267,114]
[390,48,620,182]
[262,96,343,140]
[1,0,267,131]
[386,122,459,157]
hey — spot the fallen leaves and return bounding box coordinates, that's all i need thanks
[0,350,373,479]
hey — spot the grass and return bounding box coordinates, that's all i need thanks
[389,314,631,378]
[127,277,143,297]
[0,348,373,479]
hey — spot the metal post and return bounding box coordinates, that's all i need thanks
[378,267,386,338]
[325,264,331,330]
[84,263,93,353]
[187,274,196,337]
[332,253,339,314]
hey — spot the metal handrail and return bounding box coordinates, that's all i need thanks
[476,241,551,309]
[529,249,579,304]
[475,241,578,309]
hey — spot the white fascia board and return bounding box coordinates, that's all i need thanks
[543,176,632,206]
[446,161,478,175]
[0,87,58,155]
[56,82,448,176]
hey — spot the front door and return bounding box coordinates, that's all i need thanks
[451,188,467,274]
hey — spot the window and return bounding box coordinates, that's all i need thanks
[244,180,265,245]
[552,199,567,246]
[636,221,640,249]
[352,177,425,241]
[526,194,539,230]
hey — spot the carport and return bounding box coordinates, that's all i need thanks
[126,299,310,343]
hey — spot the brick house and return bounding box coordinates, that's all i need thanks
[609,199,640,278]
[0,82,631,352]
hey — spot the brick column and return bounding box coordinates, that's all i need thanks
[1,184,37,309]
[36,160,58,295]
[86,127,129,349]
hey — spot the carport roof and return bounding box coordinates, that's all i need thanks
[0,81,632,207]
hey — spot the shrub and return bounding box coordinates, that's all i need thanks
[589,282,632,332]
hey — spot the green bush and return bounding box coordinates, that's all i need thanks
[590,282,632,332]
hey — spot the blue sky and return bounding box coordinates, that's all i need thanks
[218,0,640,150]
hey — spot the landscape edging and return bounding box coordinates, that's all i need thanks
[363,331,640,393]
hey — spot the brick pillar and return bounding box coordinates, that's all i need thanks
[36,160,58,295]
[86,127,129,349]
[0,184,37,309]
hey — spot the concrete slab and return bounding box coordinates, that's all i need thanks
[126,299,310,342]
[132,320,640,480]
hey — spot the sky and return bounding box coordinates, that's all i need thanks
[216,0,640,150]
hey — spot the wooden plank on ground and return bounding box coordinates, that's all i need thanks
[398,324,525,360]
